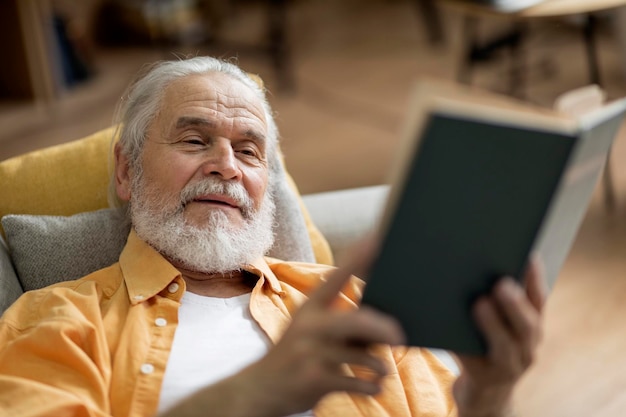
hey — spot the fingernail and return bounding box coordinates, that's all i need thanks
[500,276,516,287]
[497,277,520,297]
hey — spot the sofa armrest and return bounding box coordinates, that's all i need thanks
[301,185,389,264]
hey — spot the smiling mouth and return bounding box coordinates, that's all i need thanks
[191,194,240,209]
[194,199,236,208]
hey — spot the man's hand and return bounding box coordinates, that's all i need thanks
[453,258,548,417]
[164,240,405,417]
[236,262,405,416]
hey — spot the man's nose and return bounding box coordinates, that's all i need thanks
[200,138,241,180]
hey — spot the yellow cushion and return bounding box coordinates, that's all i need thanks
[0,127,116,220]
[0,126,334,265]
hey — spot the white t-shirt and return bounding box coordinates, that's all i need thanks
[157,292,313,416]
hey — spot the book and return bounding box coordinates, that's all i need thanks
[360,80,626,355]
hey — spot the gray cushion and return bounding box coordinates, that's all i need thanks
[2,188,316,292]
[0,234,22,313]
[2,208,131,291]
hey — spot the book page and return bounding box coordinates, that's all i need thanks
[554,84,606,117]
[531,96,626,288]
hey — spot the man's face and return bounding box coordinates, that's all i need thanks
[115,72,276,273]
[139,72,269,227]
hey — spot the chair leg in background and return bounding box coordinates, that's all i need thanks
[267,0,295,92]
[457,15,478,84]
[507,22,527,99]
[582,13,602,86]
[412,0,445,45]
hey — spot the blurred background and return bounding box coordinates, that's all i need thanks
[4,0,626,194]
[3,0,626,415]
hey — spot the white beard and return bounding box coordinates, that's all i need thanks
[129,172,275,274]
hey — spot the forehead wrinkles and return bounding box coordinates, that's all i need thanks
[217,90,265,122]
[163,81,267,131]
[191,87,265,122]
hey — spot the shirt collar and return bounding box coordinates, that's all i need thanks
[119,230,285,305]
[119,230,182,305]
[244,258,284,295]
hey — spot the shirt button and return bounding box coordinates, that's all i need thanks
[133,295,145,301]
[140,364,154,375]
[167,283,180,294]
[155,318,167,327]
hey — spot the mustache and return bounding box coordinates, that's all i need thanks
[179,178,255,216]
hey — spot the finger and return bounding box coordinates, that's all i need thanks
[493,278,541,341]
[525,255,548,313]
[305,266,356,309]
[337,233,380,280]
[473,296,521,374]
[326,307,406,347]
[492,278,542,367]
[320,344,389,378]
[323,373,384,397]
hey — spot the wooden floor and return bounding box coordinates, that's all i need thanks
[2,1,626,415]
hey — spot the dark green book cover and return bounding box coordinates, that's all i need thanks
[360,100,626,355]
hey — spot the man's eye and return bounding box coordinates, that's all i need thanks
[183,138,205,146]
[237,148,260,158]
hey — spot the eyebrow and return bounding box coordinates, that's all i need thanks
[243,129,266,146]
[175,116,267,145]
[175,116,215,129]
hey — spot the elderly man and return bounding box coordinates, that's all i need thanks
[0,56,545,417]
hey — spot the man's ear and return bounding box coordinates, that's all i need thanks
[114,143,132,202]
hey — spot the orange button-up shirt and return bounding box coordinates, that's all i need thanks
[0,231,457,417]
